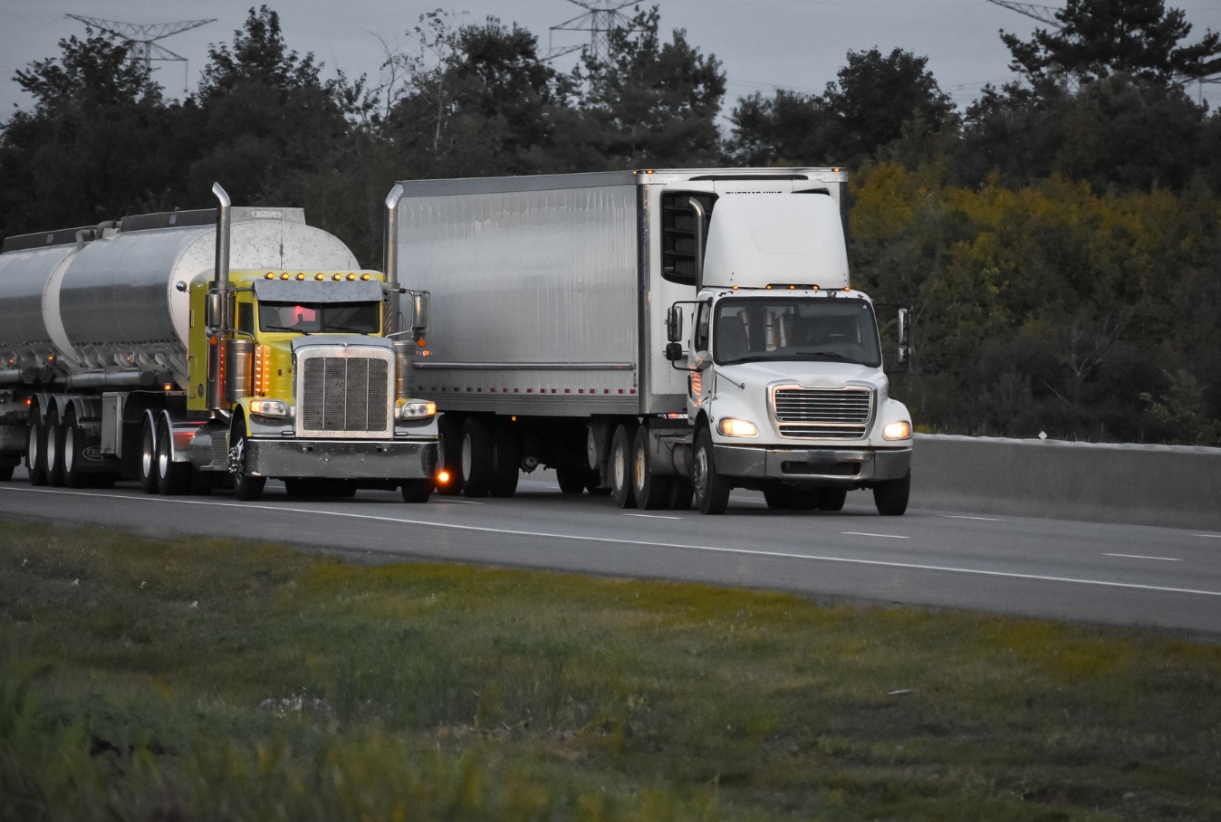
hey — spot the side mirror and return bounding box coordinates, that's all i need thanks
[205,290,223,330]
[665,342,684,361]
[666,304,683,343]
[411,292,430,334]
[896,306,913,366]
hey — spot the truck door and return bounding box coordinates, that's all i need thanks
[687,299,712,420]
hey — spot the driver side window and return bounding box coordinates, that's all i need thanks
[694,301,711,352]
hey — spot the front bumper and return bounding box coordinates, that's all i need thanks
[245,438,438,480]
[712,444,911,483]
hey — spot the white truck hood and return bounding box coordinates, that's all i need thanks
[716,360,886,392]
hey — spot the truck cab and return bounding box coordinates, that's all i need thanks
[663,192,913,514]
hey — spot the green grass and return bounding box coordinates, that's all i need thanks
[1,519,1220,821]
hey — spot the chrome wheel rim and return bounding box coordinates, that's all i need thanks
[633,445,646,493]
[27,424,39,469]
[693,445,709,499]
[157,429,170,479]
[64,425,74,474]
[461,434,473,481]
[141,425,154,479]
[45,423,58,473]
[612,442,626,491]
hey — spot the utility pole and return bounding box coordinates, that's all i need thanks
[546,0,640,64]
[66,15,215,93]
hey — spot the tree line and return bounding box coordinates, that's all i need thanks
[2,1,1219,445]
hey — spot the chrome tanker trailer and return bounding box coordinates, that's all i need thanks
[0,185,439,501]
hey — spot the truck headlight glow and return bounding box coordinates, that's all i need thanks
[249,399,289,418]
[717,417,759,437]
[395,400,437,420]
[883,420,912,440]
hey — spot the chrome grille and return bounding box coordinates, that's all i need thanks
[772,386,872,439]
[299,354,391,436]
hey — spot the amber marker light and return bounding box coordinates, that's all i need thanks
[265,272,274,279]
[347,273,356,281]
[163,383,173,391]
[333,274,342,281]
[416,337,426,347]
[296,273,305,280]
[280,273,289,280]
[361,273,371,281]
[315,273,324,281]
[437,470,451,484]
[844,287,851,292]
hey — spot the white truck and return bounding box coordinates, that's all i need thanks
[385,168,914,514]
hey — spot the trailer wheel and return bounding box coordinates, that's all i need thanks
[609,423,638,509]
[460,416,495,498]
[26,414,48,486]
[873,471,910,516]
[156,417,191,495]
[632,426,672,509]
[692,427,731,515]
[818,488,848,512]
[62,408,90,489]
[435,416,464,496]
[138,416,159,494]
[586,470,612,496]
[556,464,587,494]
[0,464,13,482]
[44,410,65,487]
[229,422,265,502]
[490,421,520,498]
[400,479,434,503]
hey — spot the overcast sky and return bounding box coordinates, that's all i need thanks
[5,0,1221,122]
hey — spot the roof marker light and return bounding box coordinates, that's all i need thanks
[361,273,370,281]
[316,273,324,281]
[280,272,289,280]
[265,273,274,279]
[333,274,342,281]
[347,273,356,281]
[296,273,305,280]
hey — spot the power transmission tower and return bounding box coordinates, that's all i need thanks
[547,0,639,64]
[983,0,1064,28]
[66,15,216,92]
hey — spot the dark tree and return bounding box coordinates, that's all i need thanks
[1002,0,1221,85]
[726,90,831,166]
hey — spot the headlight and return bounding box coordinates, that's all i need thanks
[717,417,759,437]
[249,399,289,418]
[395,400,437,420]
[883,420,912,440]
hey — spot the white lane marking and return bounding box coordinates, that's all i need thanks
[1103,553,1182,562]
[625,513,683,520]
[4,485,1221,599]
[843,531,910,540]
[940,515,1004,522]
[1192,534,1221,539]
[434,498,483,505]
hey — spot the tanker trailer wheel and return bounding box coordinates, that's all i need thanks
[556,464,587,494]
[873,471,910,517]
[44,409,65,487]
[632,425,671,510]
[459,416,495,498]
[62,408,90,489]
[138,416,159,494]
[435,415,464,496]
[229,419,266,502]
[609,423,638,509]
[156,417,191,496]
[691,427,731,515]
[25,412,48,486]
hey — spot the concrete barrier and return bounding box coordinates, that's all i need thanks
[910,434,1221,531]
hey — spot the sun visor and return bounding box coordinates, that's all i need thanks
[700,193,849,290]
[253,278,384,303]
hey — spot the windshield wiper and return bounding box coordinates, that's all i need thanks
[261,324,300,332]
[795,350,857,362]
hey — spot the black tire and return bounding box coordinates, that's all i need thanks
[609,423,638,509]
[400,479,434,503]
[156,417,191,496]
[25,416,48,486]
[667,477,694,511]
[138,416,158,495]
[632,425,672,510]
[460,416,495,498]
[45,410,65,487]
[556,464,588,494]
[692,427,731,515]
[62,409,90,489]
[763,484,797,510]
[874,471,910,516]
[435,415,464,496]
[587,474,612,496]
[229,422,266,502]
[189,470,218,496]
[490,421,520,498]
[818,487,848,512]
[0,464,13,482]
[93,474,117,489]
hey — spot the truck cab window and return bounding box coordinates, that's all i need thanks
[259,302,380,334]
[713,298,881,367]
[694,301,711,352]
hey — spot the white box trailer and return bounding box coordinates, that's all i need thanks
[387,169,914,514]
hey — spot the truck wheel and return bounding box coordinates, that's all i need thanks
[609,423,638,509]
[874,471,910,516]
[62,409,90,489]
[692,427,731,515]
[460,416,495,498]
[818,488,848,512]
[667,478,694,510]
[401,479,434,503]
[490,421,520,498]
[586,472,612,496]
[0,464,13,482]
[763,484,797,510]
[44,410,65,487]
[138,416,158,494]
[436,416,464,496]
[26,416,48,486]
[156,417,191,496]
[229,424,265,502]
[632,425,671,509]
[556,464,587,494]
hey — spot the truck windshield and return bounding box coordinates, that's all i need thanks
[259,302,380,334]
[713,297,881,367]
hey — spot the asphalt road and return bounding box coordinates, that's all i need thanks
[3,466,1220,635]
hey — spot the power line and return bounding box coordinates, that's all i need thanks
[983,0,1064,28]
[66,15,215,93]
[546,0,639,64]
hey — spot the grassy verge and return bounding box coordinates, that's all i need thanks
[1,519,1219,821]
